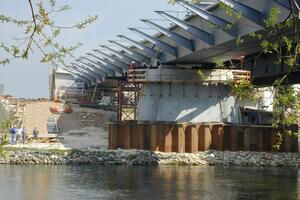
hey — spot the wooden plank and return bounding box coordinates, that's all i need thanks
[130,123,138,149]
[223,126,230,150]
[158,124,166,152]
[217,125,224,151]
[249,127,256,151]
[204,125,212,150]
[150,124,159,151]
[262,130,272,151]
[243,127,250,151]
[190,125,199,153]
[211,124,223,151]
[177,125,186,153]
[237,128,244,151]
[164,125,173,152]
[172,125,179,152]
[211,125,218,150]
[185,126,192,153]
[257,129,264,152]
[123,124,130,149]
[198,124,205,151]
[230,127,237,151]
[137,124,144,150]
[270,129,277,152]
[284,134,291,152]
[143,125,150,150]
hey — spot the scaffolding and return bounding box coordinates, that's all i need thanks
[117,80,140,121]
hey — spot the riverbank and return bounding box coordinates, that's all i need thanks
[0,148,300,167]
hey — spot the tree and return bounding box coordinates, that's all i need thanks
[0,0,97,67]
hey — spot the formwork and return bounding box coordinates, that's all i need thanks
[108,121,298,153]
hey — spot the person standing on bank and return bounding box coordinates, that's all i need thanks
[33,126,39,140]
[22,126,26,144]
[10,126,16,145]
[15,127,23,144]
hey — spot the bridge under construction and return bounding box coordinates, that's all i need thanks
[53,0,299,152]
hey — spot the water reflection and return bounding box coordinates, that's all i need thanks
[0,165,299,200]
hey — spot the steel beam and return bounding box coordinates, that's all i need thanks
[100,45,140,63]
[218,0,264,26]
[272,0,291,9]
[65,66,97,85]
[117,35,158,58]
[64,68,90,84]
[77,60,109,77]
[155,11,214,45]
[109,40,146,61]
[87,53,123,75]
[129,27,178,57]
[80,57,115,75]
[141,19,194,51]
[93,50,129,70]
[178,1,237,36]
[71,63,102,81]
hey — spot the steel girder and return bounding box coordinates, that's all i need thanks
[71,60,107,79]
[109,40,147,61]
[80,56,115,75]
[155,11,214,45]
[117,35,158,58]
[141,19,194,51]
[71,63,102,81]
[65,66,96,85]
[93,50,129,70]
[77,59,110,77]
[129,27,178,57]
[63,68,89,85]
[87,53,124,75]
[100,45,140,63]
[218,0,264,26]
[178,1,237,36]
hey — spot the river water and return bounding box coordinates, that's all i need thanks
[0,165,299,200]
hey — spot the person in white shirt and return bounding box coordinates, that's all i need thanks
[15,127,23,144]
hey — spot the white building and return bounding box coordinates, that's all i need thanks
[49,68,83,101]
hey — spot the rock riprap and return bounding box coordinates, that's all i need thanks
[0,149,299,167]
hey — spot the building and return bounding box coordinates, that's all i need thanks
[49,68,83,102]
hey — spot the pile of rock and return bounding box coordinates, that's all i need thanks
[0,149,300,167]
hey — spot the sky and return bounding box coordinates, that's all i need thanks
[0,0,182,98]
